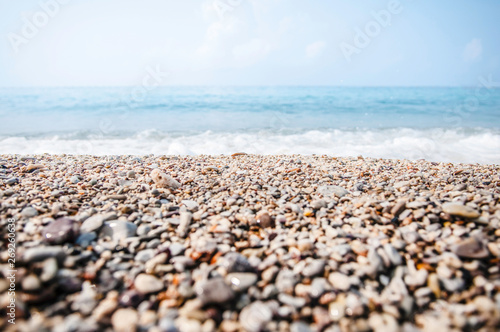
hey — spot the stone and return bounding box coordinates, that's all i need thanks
[290,321,312,332]
[276,269,299,293]
[302,260,325,277]
[5,177,19,185]
[278,293,306,308]
[256,211,275,228]
[329,272,351,291]
[134,274,164,294]
[151,169,181,189]
[442,202,480,219]
[220,252,253,273]
[383,244,402,266]
[40,258,58,282]
[76,232,97,247]
[112,308,139,332]
[101,220,137,242]
[452,237,489,259]
[181,200,199,211]
[239,301,273,332]
[311,199,327,210]
[81,214,105,233]
[42,217,77,244]
[178,212,192,237]
[21,207,38,218]
[127,170,136,179]
[195,278,235,305]
[22,274,41,292]
[23,246,65,263]
[225,273,258,292]
[317,185,349,198]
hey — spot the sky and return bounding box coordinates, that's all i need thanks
[0,0,499,87]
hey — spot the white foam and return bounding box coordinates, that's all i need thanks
[1,128,499,164]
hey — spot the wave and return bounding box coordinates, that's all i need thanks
[1,128,499,164]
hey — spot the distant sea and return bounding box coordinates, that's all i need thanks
[1,86,499,163]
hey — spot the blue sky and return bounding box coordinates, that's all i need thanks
[0,0,499,87]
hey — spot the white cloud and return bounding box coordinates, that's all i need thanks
[463,38,482,62]
[306,41,326,59]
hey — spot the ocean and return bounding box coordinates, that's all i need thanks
[0,86,499,163]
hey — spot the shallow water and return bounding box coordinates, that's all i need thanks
[1,86,499,163]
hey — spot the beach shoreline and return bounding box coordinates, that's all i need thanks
[1,154,499,331]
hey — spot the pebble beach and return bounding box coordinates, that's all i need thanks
[1,154,500,332]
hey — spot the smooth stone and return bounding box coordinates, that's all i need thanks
[21,207,38,218]
[442,202,480,219]
[5,177,19,185]
[119,290,145,307]
[302,259,325,277]
[226,273,258,292]
[135,249,156,263]
[23,246,65,263]
[76,232,97,247]
[40,258,58,282]
[126,170,136,179]
[278,293,306,308]
[383,244,402,266]
[81,214,105,233]
[112,308,139,332]
[311,199,327,210]
[276,269,299,293]
[310,278,329,298]
[181,200,199,211]
[452,237,489,259]
[70,175,81,184]
[328,272,351,291]
[256,211,275,228]
[195,278,235,305]
[26,164,44,172]
[220,252,253,273]
[136,224,151,236]
[317,185,349,198]
[290,321,312,332]
[169,243,185,257]
[134,274,164,294]
[239,301,273,332]
[101,220,137,241]
[42,217,77,244]
[22,274,41,292]
[178,212,192,237]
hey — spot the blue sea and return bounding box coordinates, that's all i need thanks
[0,86,499,163]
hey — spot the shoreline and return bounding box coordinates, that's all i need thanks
[1,154,499,331]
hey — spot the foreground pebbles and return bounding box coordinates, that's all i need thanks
[1,154,500,331]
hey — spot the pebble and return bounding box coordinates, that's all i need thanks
[256,211,275,228]
[452,237,489,259]
[442,202,480,219]
[112,308,139,332]
[23,246,65,263]
[81,214,105,233]
[196,278,235,305]
[134,274,164,294]
[226,273,258,292]
[329,272,351,291]
[42,217,76,244]
[302,259,325,277]
[22,274,41,292]
[5,177,19,185]
[127,170,136,179]
[101,220,137,241]
[311,199,327,210]
[21,207,38,218]
[318,185,349,198]
[4,155,500,331]
[239,301,273,332]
